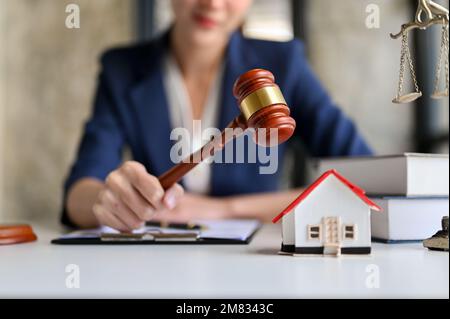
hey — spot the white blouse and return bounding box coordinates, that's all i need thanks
[162,53,224,194]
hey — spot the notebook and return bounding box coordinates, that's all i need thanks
[51,219,262,245]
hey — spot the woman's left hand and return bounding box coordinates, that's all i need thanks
[154,193,231,223]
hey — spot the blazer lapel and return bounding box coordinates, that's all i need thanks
[211,32,262,196]
[128,34,175,176]
[216,32,261,130]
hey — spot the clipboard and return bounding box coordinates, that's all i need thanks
[51,219,261,245]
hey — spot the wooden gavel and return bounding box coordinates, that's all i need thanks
[158,68,296,189]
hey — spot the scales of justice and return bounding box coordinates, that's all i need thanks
[391,0,449,104]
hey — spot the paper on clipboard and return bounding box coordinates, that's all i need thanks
[198,219,262,241]
[57,219,261,242]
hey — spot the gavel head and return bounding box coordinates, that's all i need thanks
[233,69,296,146]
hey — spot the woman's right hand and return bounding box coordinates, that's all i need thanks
[93,161,184,232]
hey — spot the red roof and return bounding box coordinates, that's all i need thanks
[272,169,381,223]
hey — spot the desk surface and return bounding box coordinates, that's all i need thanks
[0,221,448,298]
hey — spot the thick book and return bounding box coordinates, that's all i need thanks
[370,196,449,242]
[316,153,449,196]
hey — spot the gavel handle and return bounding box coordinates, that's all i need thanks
[158,115,247,190]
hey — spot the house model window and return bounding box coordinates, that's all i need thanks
[307,225,321,240]
[344,225,357,240]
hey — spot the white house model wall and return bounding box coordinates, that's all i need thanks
[293,175,372,250]
[274,170,380,256]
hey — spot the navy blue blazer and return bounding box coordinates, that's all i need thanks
[62,31,372,226]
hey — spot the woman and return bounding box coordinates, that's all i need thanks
[63,0,372,231]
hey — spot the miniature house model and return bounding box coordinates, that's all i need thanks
[272,170,381,256]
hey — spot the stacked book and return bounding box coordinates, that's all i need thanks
[317,153,449,242]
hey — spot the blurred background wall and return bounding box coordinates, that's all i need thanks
[0,0,448,222]
[0,0,134,222]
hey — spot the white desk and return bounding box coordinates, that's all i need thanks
[0,221,448,298]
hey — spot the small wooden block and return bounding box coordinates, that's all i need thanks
[0,224,38,245]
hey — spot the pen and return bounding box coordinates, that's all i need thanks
[145,221,206,230]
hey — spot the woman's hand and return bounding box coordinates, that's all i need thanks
[155,193,231,223]
[93,161,184,232]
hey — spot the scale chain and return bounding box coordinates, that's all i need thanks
[396,31,421,100]
[396,32,408,99]
[432,22,450,97]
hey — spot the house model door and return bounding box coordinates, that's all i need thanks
[323,217,341,256]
